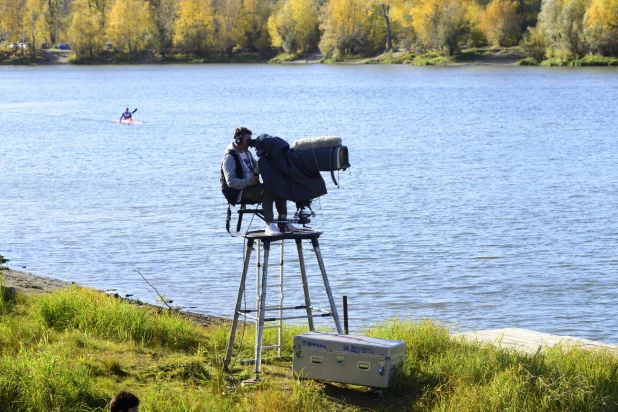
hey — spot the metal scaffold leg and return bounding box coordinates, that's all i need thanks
[224,230,341,379]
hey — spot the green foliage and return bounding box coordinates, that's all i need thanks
[541,57,570,66]
[365,50,416,63]
[517,56,540,65]
[269,52,299,63]
[411,52,457,65]
[569,54,618,66]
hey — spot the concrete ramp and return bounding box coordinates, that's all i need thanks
[457,328,617,353]
[41,49,72,64]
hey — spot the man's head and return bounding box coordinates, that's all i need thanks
[125,107,129,112]
[233,127,252,151]
[110,391,139,412]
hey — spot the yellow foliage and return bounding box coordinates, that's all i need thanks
[480,0,523,46]
[22,0,47,54]
[233,0,271,50]
[268,0,318,53]
[319,0,378,56]
[215,0,241,55]
[173,0,214,53]
[1,0,26,44]
[106,0,152,55]
[585,0,618,30]
[410,0,475,54]
[68,0,105,57]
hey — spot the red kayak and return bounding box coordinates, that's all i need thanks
[113,119,143,125]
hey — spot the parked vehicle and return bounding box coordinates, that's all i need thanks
[56,43,70,50]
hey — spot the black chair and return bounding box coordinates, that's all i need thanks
[226,202,264,236]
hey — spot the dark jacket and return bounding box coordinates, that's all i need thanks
[254,134,327,203]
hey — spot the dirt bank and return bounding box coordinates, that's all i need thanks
[0,267,71,294]
[0,266,225,327]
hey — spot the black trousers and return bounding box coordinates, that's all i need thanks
[241,184,287,223]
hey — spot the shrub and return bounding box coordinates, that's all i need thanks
[517,57,540,65]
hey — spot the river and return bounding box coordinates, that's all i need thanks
[1,64,617,342]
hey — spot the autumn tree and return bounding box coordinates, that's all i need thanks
[150,0,177,56]
[388,0,416,49]
[1,0,27,52]
[537,0,589,57]
[173,0,214,54]
[584,0,618,54]
[68,0,104,57]
[107,0,153,54]
[411,0,474,55]
[521,25,548,60]
[212,0,241,55]
[377,0,396,51]
[43,0,65,44]
[22,0,47,55]
[233,0,272,52]
[268,0,319,54]
[479,0,523,46]
[319,0,382,57]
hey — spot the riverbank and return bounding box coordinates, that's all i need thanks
[3,268,618,411]
[0,47,525,66]
[2,47,616,67]
[0,266,223,328]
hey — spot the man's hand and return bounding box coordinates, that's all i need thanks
[250,176,260,185]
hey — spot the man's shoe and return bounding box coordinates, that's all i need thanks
[285,224,301,233]
[265,223,282,236]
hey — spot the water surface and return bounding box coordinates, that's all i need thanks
[1,64,617,342]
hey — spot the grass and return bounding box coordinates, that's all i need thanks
[540,58,570,67]
[2,276,618,411]
[569,55,618,67]
[365,51,416,64]
[517,57,540,66]
[269,53,300,63]
[0,53,40,65]
[161,51,273,64]
[67,50,273,64]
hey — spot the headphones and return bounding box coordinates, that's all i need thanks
[234,127,252,145]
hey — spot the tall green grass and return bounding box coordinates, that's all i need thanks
[0,347,105,411]
[2,285,618,411]
[33,286,202,349]
[368,319,618,411]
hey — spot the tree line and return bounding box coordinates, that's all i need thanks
[1,0,618,61]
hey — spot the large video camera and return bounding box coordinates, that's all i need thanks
[227,134,350,234]
[253,134,350,225]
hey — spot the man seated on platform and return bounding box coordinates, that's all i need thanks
[221,126,299,236]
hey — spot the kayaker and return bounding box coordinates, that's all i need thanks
[120,108,132,122]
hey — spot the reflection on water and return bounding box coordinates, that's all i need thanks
[1,64,618,342]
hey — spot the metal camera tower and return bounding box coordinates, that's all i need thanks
[223,217,342,381]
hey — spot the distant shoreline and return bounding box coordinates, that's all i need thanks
[1,48,524,67]
[3,48,618,67]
